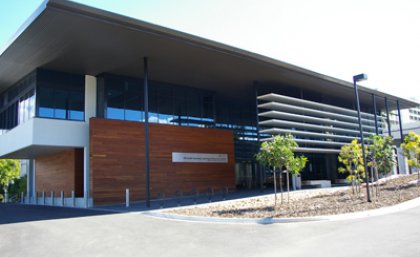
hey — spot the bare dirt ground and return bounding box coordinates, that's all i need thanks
[169,174,420,218]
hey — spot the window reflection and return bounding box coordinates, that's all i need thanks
[100,74,215,127]
[37,70,85,121]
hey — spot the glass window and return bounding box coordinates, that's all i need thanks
[37,69,85,121]
[38,87,54,118]
[99,74,216,128]
[104,76,144,121]
[68,91,84,120]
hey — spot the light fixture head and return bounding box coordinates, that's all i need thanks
[353,73,368,82]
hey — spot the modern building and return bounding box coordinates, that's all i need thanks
[389,105,420,126]
[0,0,418,207]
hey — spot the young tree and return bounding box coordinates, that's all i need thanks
[0,159,20,203]
[338,139,365,195]
[366,135,395,197]
[285,155,307,203]
[400,131,420,180]
[256,135,296,207]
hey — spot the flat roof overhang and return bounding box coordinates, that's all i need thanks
[0,0,418,110]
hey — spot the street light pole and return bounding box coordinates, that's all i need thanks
[353,73,371,202]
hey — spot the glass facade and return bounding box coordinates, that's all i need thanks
[0,69,85,134]
[37,69,85,121]
[215,97,258,161]
[98,74,215,128]
[0,72,36,134]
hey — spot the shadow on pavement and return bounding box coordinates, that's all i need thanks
[0,204,115,225]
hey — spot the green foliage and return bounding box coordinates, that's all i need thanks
[8,175,27,201]
[338,139,365,189]
[367,135,395,175]
[256,134,307,206]
[0,159,20,202]
[401,132,420,169]
[285,155,308,175]
[0,159,20,189]
[256,134,297,170]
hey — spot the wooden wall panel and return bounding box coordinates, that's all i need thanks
[35,149,83,197]
[90,118,235,205]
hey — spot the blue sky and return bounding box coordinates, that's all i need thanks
[1,0,419,102]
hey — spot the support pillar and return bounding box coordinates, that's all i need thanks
[396,100,407,174]
[83,75,97,207]
[385,97,391,136]
[83,147,90,207]
[144,57,151,207]
[397,100,404,141]
[372,94,378,135]
[254,82,263,190]
[26,160,35,203]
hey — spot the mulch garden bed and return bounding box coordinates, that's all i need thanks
[168,174,420,218]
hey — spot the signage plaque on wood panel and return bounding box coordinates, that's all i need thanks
[172,152,228,163]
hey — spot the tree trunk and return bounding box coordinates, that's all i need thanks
[286,171,290,204]
[279,170,283,205]
[375,166,380,199]
[273,167,277,208]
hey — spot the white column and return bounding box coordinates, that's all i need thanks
[85,75,97,121]
[84,75,97,207]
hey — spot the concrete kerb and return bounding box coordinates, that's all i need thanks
[142,195,420,225]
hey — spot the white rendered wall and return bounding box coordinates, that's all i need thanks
[85,75,97,122]
[83,75,97,206]
[32,118,88,147]
[0,118,88,158]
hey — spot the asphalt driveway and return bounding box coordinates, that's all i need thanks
[0,203,419,257]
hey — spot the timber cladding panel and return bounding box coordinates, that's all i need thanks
[35,149,84,197]
[90,118,235,205]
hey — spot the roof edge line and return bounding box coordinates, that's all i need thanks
[0,0,49,57]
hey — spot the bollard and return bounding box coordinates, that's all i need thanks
[61,191,64,207]
[85,190,89,208]
[126,188,130,208]
[159,192,165,209]
[193,189,198,205]
[42,191,45,205]
[35,192,38,205]
[176,190,183,207]
[21,192,24,204]
[71,191,75,207]
[222,188,226,201]
[51,191,54,206]
[208,188,212,203]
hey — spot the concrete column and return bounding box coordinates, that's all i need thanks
[26,160,36,203]
[26,160,32,199]
[85,75,97,121]
[84,75,97,207]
